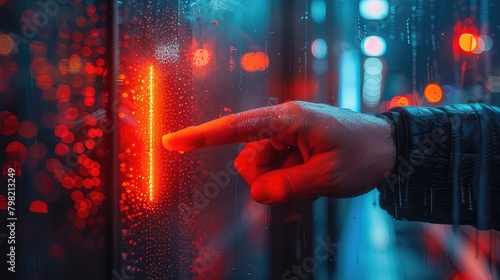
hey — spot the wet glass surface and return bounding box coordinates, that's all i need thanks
[1,0,500,279]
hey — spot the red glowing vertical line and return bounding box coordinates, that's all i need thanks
[149,64,154,201]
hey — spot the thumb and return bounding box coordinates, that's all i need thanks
[250,155,332,204]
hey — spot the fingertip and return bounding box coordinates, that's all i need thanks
[162,134,173,150]
[161,126,201,152]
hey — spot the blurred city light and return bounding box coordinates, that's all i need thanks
[362,36,387,57]
[0,34,14,55]
[339,50,361,112]
[362,57,383,107]
[240,52,269,72]
[359,0,389,20]
[311,38,328,59]
[487,76,500,92]
[311,0,326,23]
[193,49,211,67]
[480,35,493,51]
[473,35,493,54]
[424,83,443,103]
[389,95,410,109]
[459,33,477,52]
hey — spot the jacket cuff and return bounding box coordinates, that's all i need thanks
[377,104,500,230]
[377,106,454,225]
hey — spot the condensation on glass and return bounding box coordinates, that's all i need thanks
[1,0,500,279]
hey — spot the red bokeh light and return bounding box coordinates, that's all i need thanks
[72,32,84,43]
[83,178,94,189]
[76,16,86,27]
[77,208,89,219]
[54,124,69,138]
[73,142,85,154]
[453,19,479,56]
[62,132,75,144]
[6,141,28,164]
[62,177,75,189]
[84,97,95,107]
[66,107,79,120]
[87,4,96,14]
[30,200,48,214]
[45,158,61,172]
[36,75,53,89]
[18,120,37,138]
[57,85,71,102]
[71,190,84,201]
[55,143,70,156]
[0,111,18,136]
[30,57,50,78]
[85,139,95,149]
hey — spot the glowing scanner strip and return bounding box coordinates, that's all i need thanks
[149,65,154,201]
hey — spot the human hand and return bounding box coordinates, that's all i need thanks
[162,101,395,204]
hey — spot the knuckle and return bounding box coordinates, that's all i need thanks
[286,100,306,114]
[222,113,237,127]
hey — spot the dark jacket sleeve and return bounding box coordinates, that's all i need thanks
[377,103,500,230]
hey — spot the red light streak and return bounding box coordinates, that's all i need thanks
[149,65,154,201]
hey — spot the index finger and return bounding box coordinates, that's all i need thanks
[161,102,295,152]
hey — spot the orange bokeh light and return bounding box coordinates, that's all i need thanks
[389,95,410,109]
[241,52,269,72]
[459,33,477,52]
[0,34,14,55]
[193,49,211,67]
[424,83,443,103]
